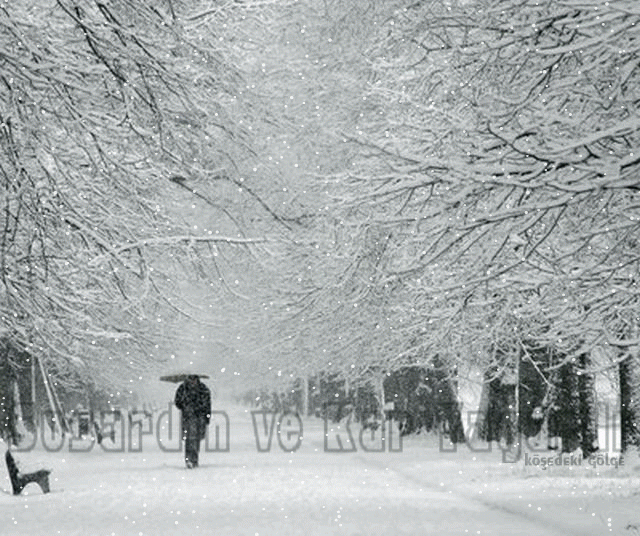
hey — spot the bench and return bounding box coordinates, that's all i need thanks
[5,450,51,495]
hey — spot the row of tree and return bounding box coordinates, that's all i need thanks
[235,0,640,452]
[0,0,280,408]
[2,0,640,453]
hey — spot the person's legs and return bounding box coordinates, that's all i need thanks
[184,418,200,468]
[185,436,199,467]
[193,436,201,467]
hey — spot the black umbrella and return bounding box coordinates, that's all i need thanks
[159,373,210,383]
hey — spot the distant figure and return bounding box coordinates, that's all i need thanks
[174,375,211,468]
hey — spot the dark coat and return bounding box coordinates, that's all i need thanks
[174,378,211,441]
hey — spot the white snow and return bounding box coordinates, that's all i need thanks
[1,404,638,536]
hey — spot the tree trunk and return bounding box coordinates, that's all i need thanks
[619,354,640,453]
[504,383,517,447]
[475,379,491,442]
[578,352,598,456]
[0,348,18,445]
[376,375,385,420]
[513,353,520,448]
[301,375,309,416]
[32,350,37,431]
[553,360,581,452]
[445,392,466,443]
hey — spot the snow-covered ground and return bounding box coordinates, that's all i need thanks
[1,403,639,536]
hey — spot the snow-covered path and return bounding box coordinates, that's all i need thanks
[1,405,636,535]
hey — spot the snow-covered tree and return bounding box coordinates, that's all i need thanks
[228,0,640,448]
[308,0,640,444]
[0,0,271,396]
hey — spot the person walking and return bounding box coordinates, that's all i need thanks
[174,375,211,468]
